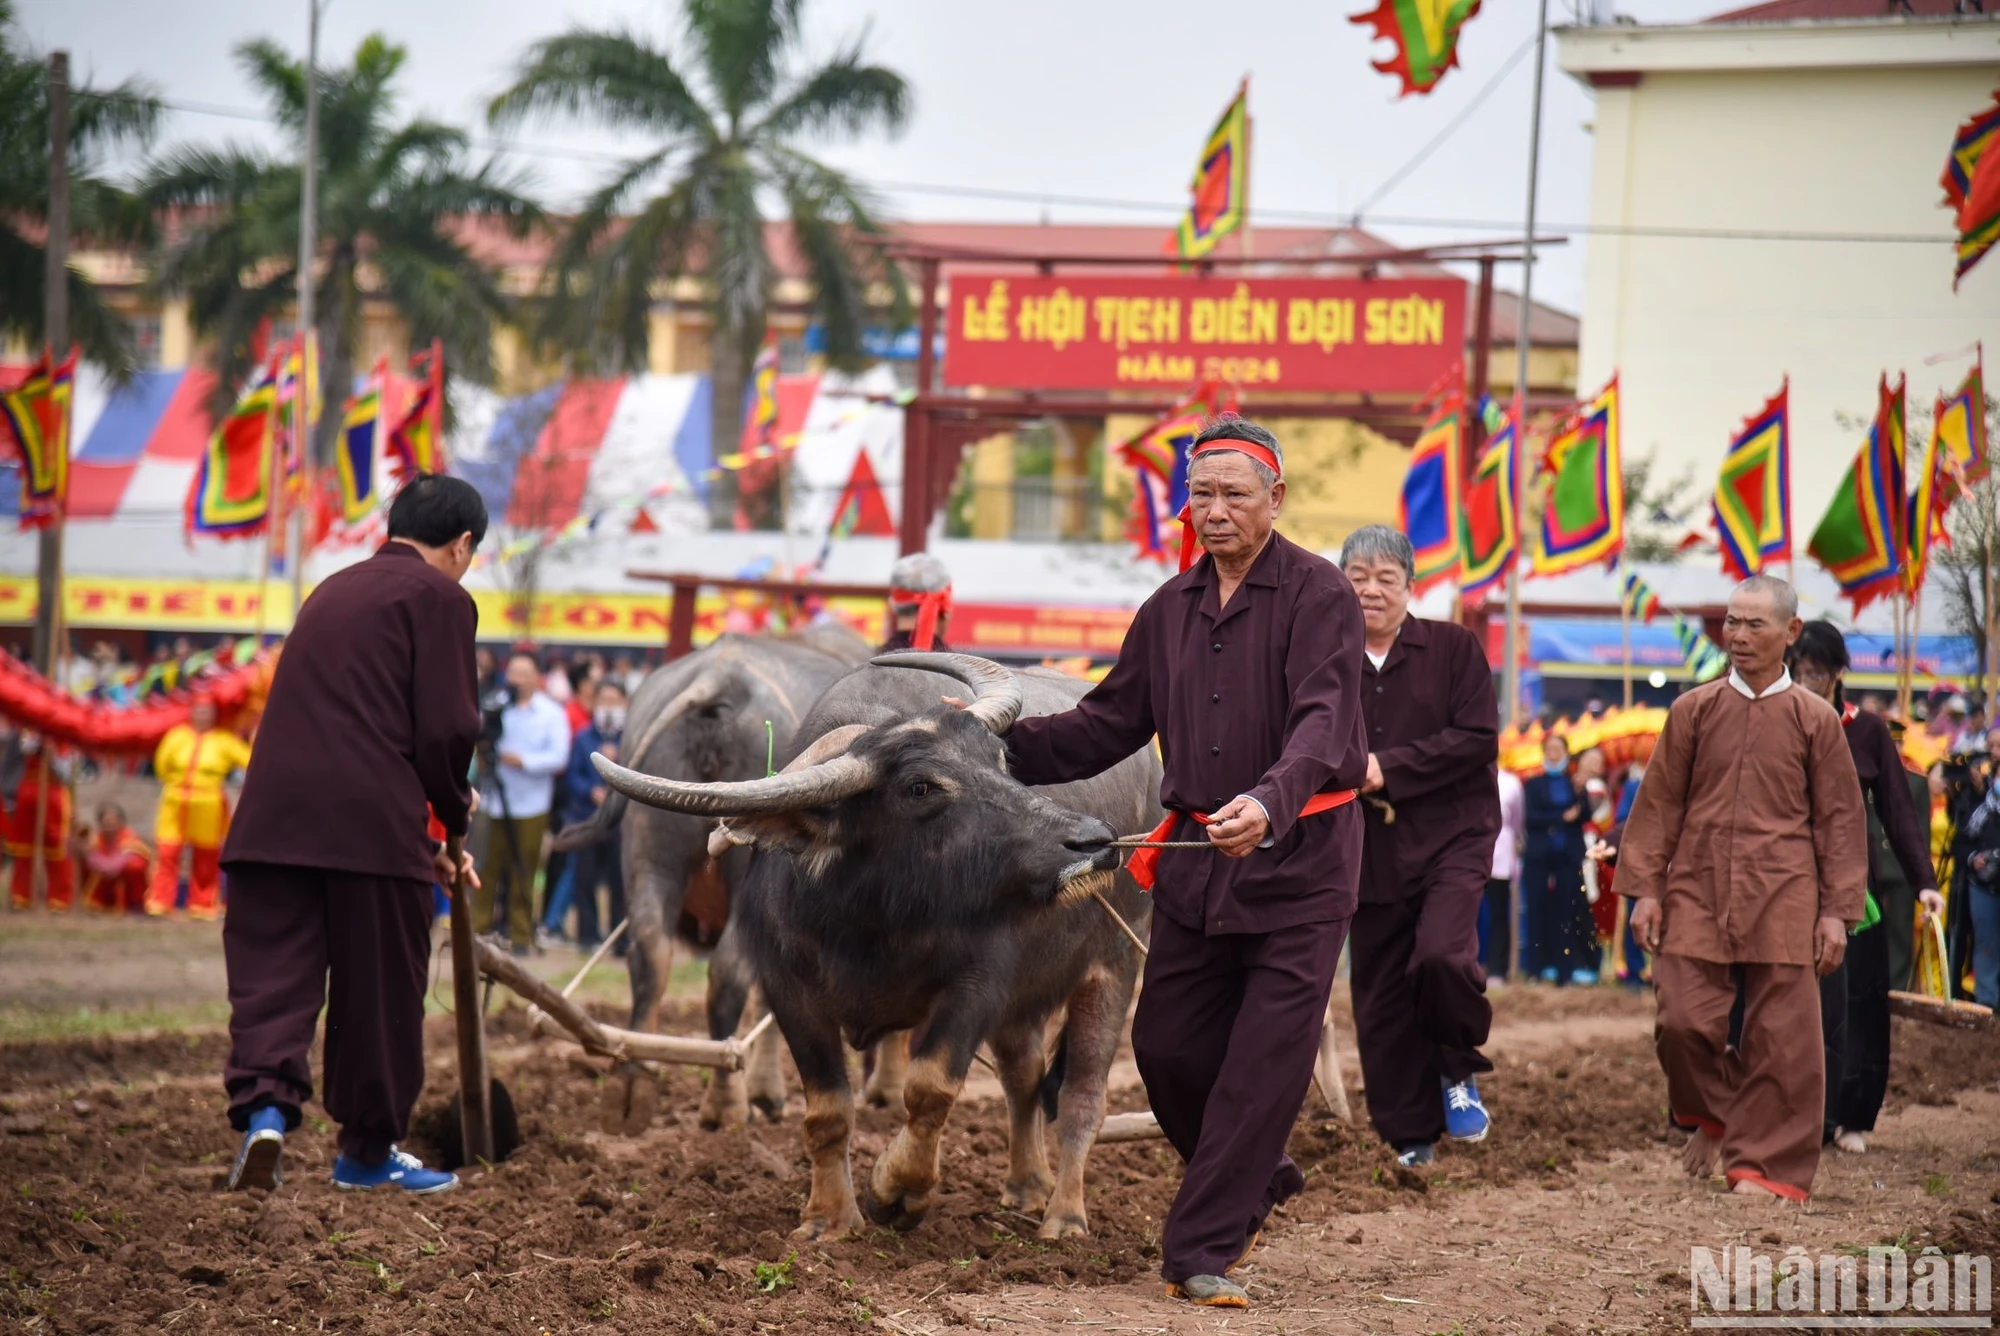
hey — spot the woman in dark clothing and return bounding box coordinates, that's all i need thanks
[1788,621,1944,1154]
[1521,734,1595,983]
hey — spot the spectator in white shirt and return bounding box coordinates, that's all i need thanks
[479,650,571,955]
[1485,768,1526,982]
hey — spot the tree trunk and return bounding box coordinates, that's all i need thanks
[706,322,751,530]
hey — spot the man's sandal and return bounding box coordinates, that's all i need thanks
[1232,1229,1262,1272]
[1168,1275,1249,1308]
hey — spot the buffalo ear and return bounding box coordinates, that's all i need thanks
[720,811,824,854]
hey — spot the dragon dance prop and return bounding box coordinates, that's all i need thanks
[0,649,277,755]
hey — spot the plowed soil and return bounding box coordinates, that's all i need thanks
[4,974,1999,1335]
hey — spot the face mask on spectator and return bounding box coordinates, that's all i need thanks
[595,705,627,735]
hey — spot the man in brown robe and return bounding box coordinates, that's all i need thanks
[1618,575,1867,1200]
[220,475,485,1195]
[1340,526,1500,1166]
[1007,417,1367,1309]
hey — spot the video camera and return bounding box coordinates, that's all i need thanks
[478,683,512,752]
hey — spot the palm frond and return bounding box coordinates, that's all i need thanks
[0,225,139,378]
[234,37,309,132]
[682,0,803,123]
[488,30,713,142]
[763,145,904,370]
[754,40,909,143]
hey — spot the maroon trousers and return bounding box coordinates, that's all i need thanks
[1131,911,1349,1285]
[222,862,433,1165]
[1350,854,1494,1149]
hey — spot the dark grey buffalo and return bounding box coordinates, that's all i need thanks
[555,626,867,1131]
[593,653,1161,1241]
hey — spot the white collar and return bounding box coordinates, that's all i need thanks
[1727,667,1792,700]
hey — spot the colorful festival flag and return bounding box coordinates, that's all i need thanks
[1399,395,1462,593]
[1352,0,1484,97]
[1458,401,1518,600]
[187,355,282,539]
[1711,381,1791,580]
[388,340,446,479]
[1942,84,2000,212]
[827,450,895,540]
[1955,129,2000,290]
[0,349,75,528]
[1807,375,1907,610]
[1119,388,1220,562]
[1166,81,1250,261]
[1620,568,1662,623]
[1673,613,1730,683]
[1532,377,1624,577]
[1934,354,1989,510]
[746,335,781,451]
[336,363,386,525]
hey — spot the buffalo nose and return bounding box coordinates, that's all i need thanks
[1065,816,1117,853]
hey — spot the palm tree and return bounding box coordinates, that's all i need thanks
[0,0,160,375]
[490,0,912,525]
[144,33,539,458]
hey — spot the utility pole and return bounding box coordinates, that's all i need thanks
[287,0,321,624]
[33,52,68,677]
[1499,0,1550,730]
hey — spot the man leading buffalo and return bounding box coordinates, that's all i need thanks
[1004,416,1367,1310]
[1340,525,1500,1168]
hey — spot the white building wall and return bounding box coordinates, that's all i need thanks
[1562,24,1999,539]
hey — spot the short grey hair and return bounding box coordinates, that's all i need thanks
[1734,574,1798,622]
[1189,416,1282,489]
[1340,524,1416,584]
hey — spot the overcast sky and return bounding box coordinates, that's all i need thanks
[23,0,1726,314]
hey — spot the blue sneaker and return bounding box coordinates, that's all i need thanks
[228,1106,287,1191]
[1570,968,1599,987]
[331,1147,459,1195]
[1443,1077,1490,1143]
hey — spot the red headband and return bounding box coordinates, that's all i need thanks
[1175,437,1284,571]
[890,585,953,651]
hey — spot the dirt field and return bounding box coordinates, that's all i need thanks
[4,914,1999,1335]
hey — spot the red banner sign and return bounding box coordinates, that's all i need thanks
[943,272,1465,394]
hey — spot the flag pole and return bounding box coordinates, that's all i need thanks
[289,0,321,629]
[1500,0,1551,729]
[30,50,72,907]
[1620,582,1633,709]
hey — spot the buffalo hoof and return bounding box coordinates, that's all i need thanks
[862,1080,904,1110]
[601,1066,658,1137]
[790,1206,866,1242]
[999,1176,1053,1215]
[860,1182,932,1233]
[749,1092,787,1124]
[1037,1211,1089,1241]
[698,1073,748,1131]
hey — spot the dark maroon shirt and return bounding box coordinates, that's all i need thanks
[1843,707,1936,891]
[224,543,481,883]
[1007,532,1368,935]
[1357,616,1501,902]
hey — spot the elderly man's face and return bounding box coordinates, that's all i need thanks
[1723,588,1800,679]
[1343,554,1411,638]
[1187,451,1283,565]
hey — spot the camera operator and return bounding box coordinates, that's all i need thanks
[477,650,570,956]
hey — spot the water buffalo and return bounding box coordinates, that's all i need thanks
[554,625,868,1131]
[593,652,1162,1241]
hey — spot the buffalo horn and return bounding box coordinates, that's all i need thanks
[592,746,877,816]
[869,652,1024,735]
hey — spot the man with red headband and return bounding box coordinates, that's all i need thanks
[1005,416,1366,1310]
[146,694,252,920]
[883,552,952,652]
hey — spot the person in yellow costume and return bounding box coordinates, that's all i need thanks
[147,695,253,920]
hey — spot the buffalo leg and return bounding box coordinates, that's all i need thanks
[863,1030,910,1108]
[607,861,685,1135]
[769,984,864,1241]
[987,1023,1055,1216]
[1042,962,1130,1239]
[745,996,789,1121]
[866,1035,975,1231]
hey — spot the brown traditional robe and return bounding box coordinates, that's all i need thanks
[1007,530,1367,1283]
[1618,670,1868,1198]
[222,542,481,1164]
